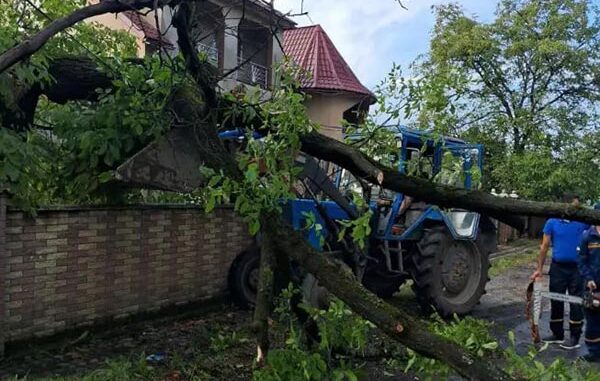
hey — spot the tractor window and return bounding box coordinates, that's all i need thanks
[404,147,433,179]
[465,149,482,189]
[436,151,465,188]
[338,169,389,203]
[339,169,363,197]
[435,148,482,190]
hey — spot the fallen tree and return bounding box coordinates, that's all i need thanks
[2,1,600,380]
[268,217,517,381]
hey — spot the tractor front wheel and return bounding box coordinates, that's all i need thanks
[411,225,489,316]
[228,248,260,309]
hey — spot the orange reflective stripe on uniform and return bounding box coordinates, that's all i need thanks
[570,320,584,325]
[550,318,564,323]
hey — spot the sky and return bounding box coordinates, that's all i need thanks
[274,0,500,90]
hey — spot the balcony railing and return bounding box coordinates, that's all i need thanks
[196,42,218,65]
[236,58,269,88]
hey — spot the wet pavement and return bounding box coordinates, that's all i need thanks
[473,258,588,362]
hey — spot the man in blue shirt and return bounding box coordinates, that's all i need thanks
[531,194,589,349]
[577,203,600,362]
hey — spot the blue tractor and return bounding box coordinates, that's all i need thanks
[226,127,497,316]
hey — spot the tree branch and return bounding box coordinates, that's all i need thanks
[0,0,174,73]
[472,60,515,119]
[173,1,219,109]
[252,216,277,365]
[1,56,114,130]
[299,132,600,227]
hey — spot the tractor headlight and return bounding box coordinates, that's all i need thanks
[446,210,479,238]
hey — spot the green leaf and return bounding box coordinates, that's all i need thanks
[249,218,261,235]
[97,171,113,183]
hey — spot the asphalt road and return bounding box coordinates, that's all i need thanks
[473,258,588,362]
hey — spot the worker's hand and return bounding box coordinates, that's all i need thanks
[588,281,597,290]
[530,269,543,281]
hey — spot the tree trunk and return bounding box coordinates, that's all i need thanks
[252,216,277,365]
[1,57,114,131]
[271,221,518,381]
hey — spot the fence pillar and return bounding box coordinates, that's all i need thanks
[0,193,7,357]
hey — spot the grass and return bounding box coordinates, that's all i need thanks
[489,250,536,277]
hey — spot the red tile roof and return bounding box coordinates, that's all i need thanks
[283,25,374,101]
[123,11,173,48]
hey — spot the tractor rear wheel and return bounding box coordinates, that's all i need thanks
[411,225,489,316]
[228,248,260,309]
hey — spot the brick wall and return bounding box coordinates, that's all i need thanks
[0,194,7,356]
[0,204,251,345]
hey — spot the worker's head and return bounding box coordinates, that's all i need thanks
[561,193,580,206]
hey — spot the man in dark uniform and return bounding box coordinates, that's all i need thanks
[578,203,600,361]
[531,194,589,349]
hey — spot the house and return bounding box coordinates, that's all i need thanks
[89,0,295,89]
[89,2,375,140]
[283,25,375,141]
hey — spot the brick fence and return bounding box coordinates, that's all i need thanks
[0,199,251,349]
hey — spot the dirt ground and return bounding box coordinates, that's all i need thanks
[0,301,410,380]
[0,305,257,380]
[0,243,587,380]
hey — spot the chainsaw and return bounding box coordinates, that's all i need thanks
[526,281,600,343]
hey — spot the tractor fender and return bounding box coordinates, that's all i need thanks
[399,207,488,242]
[475,215,498,256]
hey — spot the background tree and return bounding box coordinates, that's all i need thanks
[388,0,600,201]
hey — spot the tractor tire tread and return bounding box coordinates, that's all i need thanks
[410,225,490,317]
[228,248,260,310]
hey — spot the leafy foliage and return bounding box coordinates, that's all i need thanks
[253,285,369,381]
[201,62,322,233]
[504,332,600,380]
[376,0,600,201]
[400,314,600,380]
[403,315,500,379]
[0,0,165,209]
[40,59,181,204]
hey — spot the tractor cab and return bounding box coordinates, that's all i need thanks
[338,127,485,242]
[222,127,498,317]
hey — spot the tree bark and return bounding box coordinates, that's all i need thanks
[43,57,114,104]
[272,221,518,381]
[2,57,115,130]
[252,216,277,365]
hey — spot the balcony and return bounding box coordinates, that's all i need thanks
[196,42,219,65]
[236,58,269,88]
